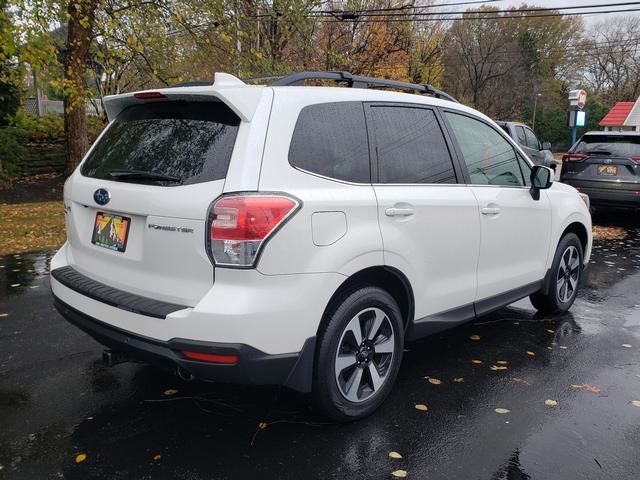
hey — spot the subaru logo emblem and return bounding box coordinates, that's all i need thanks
[94,188,111,206]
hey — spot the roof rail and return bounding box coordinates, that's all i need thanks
[272,71,458,103]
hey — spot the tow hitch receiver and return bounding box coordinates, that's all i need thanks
[102,349,129,367]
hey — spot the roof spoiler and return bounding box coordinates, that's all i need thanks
[103,73,262,122]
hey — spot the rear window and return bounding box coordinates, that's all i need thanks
[574,135,640,157]
[81,101,240,185]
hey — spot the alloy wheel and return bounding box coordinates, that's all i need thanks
[334,307,395,403]
[556,245,580,303]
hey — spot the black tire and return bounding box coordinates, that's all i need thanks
[530,233,583,314]
[313,286,404,422]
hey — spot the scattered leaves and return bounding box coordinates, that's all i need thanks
[75,453,87,463]
[391,469,408,478]
[494,408,510,414]
[512,377,529,385]
[0,202,66,256]
[389,451,403,459]
[163,389,178,396]
[414,404,428,412]
[631,400,640,408]
[571,384,602,393]
[526,351,535,356]
[545,399,558,406]
[469,335,481,341]
[453,377,464,383]
[427,377,442,385]
[471,359,483,364]
[622,344,633,348]
[592,225,626,241]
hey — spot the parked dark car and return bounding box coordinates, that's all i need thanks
[496,121,555,168]
[560,131,640,208]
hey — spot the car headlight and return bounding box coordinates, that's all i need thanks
[579,192,590,210]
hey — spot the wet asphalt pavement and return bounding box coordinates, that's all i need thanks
[1,212,640,480]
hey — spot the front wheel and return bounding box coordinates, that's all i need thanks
[530,233,583,314]
[313,286,404,422]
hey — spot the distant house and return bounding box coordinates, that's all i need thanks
[599,99,640,131]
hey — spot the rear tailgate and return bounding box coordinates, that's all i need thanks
[62,83,269,307]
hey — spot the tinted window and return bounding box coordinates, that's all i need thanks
[289,102,370,183]
[370,106,456,184]
[516,126,527,145]
[524,128,539,149]
[574,135,640,157]
[81,101,240,185]
[445,112,524,187]
[517,153,532,186]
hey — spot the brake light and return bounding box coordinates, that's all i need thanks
[208,194,299,267]
[632,157,640,163]
[134,91,166,99]
[182,351,238,364]
[562,153,588,162]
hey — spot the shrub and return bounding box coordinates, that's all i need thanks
[0,126,26,176]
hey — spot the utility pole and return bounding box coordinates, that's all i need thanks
[532,93,541,131]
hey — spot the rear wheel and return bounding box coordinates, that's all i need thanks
[530,233,583,314]
[313,286,403,422]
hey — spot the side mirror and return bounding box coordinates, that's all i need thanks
[530,165,553,200]
[542,141,551,151]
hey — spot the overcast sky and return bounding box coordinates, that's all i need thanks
[444,0,640,27]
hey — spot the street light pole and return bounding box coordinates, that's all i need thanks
[532,93,542,131]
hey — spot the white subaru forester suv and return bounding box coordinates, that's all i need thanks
[51,72,592,421]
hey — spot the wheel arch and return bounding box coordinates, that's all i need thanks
[316,265,415,338]
[561,221,589,257]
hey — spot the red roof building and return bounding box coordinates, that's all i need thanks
[599,100,639,131]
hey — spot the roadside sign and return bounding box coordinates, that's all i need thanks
[569,90,587,110]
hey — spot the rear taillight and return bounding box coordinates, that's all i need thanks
[207,194,300,267]
[632,156,640,163]
[562,153,588,162]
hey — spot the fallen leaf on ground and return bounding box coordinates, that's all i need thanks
[622,344,633,348]
[512,378,529,385]
[453,377,464,383]
[427,378,442,385]
[391,470,408,478]
[153,454,161,461]
[0,313,8,318]
[491,365,508,371]
[75,454,87,463]
[258,422,268,429]
[571,384,602,393]
[494,408,510,414]
[527,351,535,356]
[389,451,403,459]
[545,399,558,406]
[497,360,508,365]
[559,346,568,349]
[546,329,555,333]
[471,359,483,364]
[163,389,178,396]
[570,384,583,388]
[631,400,640,408]
[469,335,481,341]
[10,284,20,288]
[414,404,428,411]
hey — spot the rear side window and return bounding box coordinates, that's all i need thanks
[81,101,240,185]
[516,126,527,145]
[573,135,640,157]
[524,127,540,149]
[288,102,370,183]
[370,106,456,184]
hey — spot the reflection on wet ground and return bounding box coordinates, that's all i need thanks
[0,211,639,479]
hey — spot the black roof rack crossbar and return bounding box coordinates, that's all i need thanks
[272,71,458,103]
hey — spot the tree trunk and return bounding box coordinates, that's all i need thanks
[64,0,97,173]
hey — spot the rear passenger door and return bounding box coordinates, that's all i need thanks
[442,111,551,311]
[367,103,480,328]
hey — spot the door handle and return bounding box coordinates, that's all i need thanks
[385,207,414,217]
[481,207,501,215]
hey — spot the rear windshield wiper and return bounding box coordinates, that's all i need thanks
[107,169,182,183]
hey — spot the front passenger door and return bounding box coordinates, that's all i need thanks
[443,112,552,309]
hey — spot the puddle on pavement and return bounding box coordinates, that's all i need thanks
[0,250,55,298]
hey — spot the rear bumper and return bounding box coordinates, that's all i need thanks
[53,297,316,391]
[561,180,640,207]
